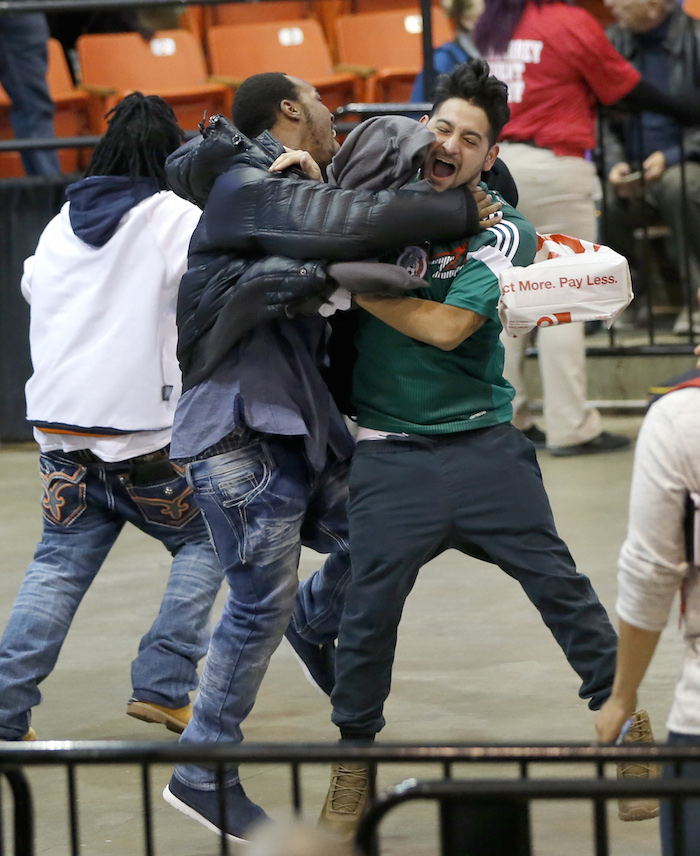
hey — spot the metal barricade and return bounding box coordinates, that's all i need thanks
[357,773,700,856]
[2,741,700,856]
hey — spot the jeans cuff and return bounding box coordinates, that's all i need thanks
[131,689,190,709]
[173,767,241,791]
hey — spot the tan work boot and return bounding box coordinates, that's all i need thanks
[126,699,192,734]
[318,761,371,841]
[617,709,661,821]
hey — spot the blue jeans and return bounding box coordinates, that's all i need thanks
[175,430,351,789]
[0,13,60,176]
[661,731,700,856]
[0,449,223,739]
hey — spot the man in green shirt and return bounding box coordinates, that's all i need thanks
[319,60,626,835]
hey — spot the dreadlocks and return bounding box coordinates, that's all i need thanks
[86,92,184,189]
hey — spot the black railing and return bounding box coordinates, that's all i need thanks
[2,741,699,856]
[356,772,700,856]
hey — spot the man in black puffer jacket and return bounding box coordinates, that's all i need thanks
[162,72,503,842]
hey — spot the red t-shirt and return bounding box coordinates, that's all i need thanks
[487,1,641,157]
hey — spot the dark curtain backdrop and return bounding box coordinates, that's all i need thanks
[0,175,72,441]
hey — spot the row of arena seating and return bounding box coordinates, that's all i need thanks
[0,0,450,177]
[8,0,697,177]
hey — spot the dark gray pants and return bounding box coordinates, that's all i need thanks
[331,422,618,736]
[0,14,60,176]
[603,162,700,305]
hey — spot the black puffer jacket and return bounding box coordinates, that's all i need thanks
[166,116,482,390]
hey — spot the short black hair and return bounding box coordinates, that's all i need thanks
[86,92,184,189]
[232,72,300,138]
[431,59,510,146]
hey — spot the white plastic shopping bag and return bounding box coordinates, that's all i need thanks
[498,233,633,336]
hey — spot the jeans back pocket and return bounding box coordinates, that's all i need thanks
[39,454,88,527]
[126,462,201,529]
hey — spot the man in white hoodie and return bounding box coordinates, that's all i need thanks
[0,93,223,740]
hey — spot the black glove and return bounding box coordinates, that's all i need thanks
[195,257,332,364]
[327,261,425,296]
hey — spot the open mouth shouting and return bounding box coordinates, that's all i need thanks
[425,153,458,188]
[433,157,456,178]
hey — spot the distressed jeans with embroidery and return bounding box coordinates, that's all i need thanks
[174,433,351,790]
[0,450,223,739]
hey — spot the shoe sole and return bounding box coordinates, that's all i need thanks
[282,637,329,698]
[126,702,188,734]
[549,444,631,457]
[162,785,249,844]
[619,805,660,821]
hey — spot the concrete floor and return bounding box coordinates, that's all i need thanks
[0,417,686,855]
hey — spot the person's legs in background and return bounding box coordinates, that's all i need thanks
[0,13,61,176]
[498,142,630,455]
[538,321,601,450]
[502,330,546,446]
[601,184,667,323]
[602,185,646,268]
[603,162,700,332]
[652,161,700,335]
[660,731,700,856]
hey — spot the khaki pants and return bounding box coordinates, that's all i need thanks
[497,143,602,448]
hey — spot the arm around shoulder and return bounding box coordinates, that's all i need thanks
[204,168,482,260]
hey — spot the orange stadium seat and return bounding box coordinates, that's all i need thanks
[335,7,453,101]
[203,1,317,62]
[209,0,314,27]
[179,5,206,48]
[77,29,228,133]
[207,18,361,112]
[683,0,700,18]
[0,38,90,178]
[46,38,91,172]
[0,85,23,178]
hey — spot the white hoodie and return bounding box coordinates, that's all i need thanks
[23,189,200,460]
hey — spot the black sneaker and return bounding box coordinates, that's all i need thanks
[284,624,336,696]
[163,775,269,843]
[521,425,546,448]
[549,431,631,457]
